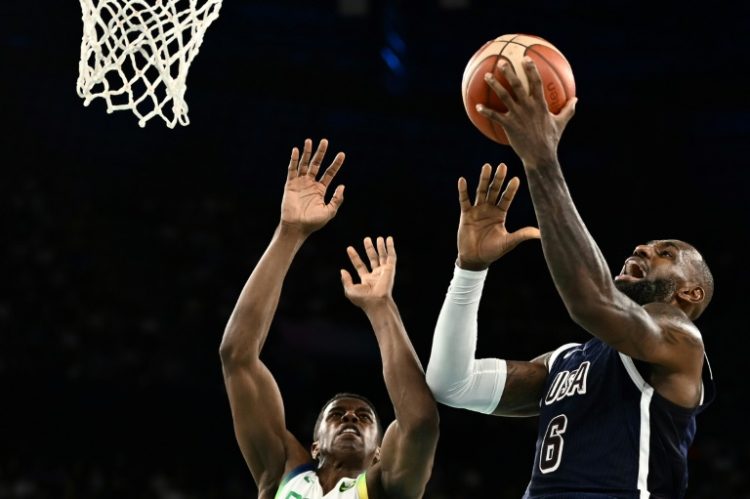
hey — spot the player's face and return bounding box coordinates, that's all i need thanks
[614,240,696,305]
[313,398,380,463]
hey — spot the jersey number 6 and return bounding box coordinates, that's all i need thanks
[540,414,568,474]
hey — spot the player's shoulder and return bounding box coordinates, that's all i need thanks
[538,342,583,371]
[643,302,703,349]
[277,462,316,490]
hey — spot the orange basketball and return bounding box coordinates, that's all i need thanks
[461,34,576,145]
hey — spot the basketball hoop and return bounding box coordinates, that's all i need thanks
[77,0,223,128]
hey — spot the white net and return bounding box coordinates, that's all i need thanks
[77,0,223,128]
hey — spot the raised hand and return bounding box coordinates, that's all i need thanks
[341,236,396,311]
[457,163,540,270]
[281,138,345,235]
[477,57,576,167]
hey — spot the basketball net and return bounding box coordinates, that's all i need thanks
[77,0,223,128]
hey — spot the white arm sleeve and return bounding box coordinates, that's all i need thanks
[425,264,507,414]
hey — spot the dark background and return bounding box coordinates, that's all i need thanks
[3,0,749,497]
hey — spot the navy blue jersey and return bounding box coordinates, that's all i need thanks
[523,338,714,499]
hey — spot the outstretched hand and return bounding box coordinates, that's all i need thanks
[280,138,345,236]
[341,236,396,311]
[477,57,577,167]
[457,163,540,270]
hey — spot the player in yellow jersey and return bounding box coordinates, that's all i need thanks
[219,138,439,499]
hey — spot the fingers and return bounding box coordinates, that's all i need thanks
[385,236,396,265]
[483,69,517,113]
[495,60,525,101]
[376,236,387,267]
[292,137,346,189]
[487,163,508,205]
[557,97,577,129]
[460,164,528,224]
[287,147,300,180]
[364,237,379,269]
[504,226,542,254]
[340,268,354,289]
[466,163,511,207]
[327,184,345,215]
[474,163,492,206]
[476,103,508,126]
[457,177,471,212]
[298,138,313,175]
[361,236,394,269]
[458,163,520,212]
[522,57,545,102]
[496,176,520,213]
[348,236,396,277]
[319,152,345,188]
[482,58,547,118]
[347,245,369,281]
[515,226,541,241]
[480,58,552,123]
[307,138,328,177]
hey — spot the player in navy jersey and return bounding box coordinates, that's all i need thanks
[425,58,714,498]
[219,138,439,499]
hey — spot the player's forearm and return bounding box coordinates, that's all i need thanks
[523,160,617,317]
[426,265,506,415]
[220,224,308,365]
[364,299,439,431]
[426,280,480,392]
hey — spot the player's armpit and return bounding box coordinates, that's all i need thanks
[492,356,550,417]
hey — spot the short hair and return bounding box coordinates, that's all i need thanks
[313,392,383,442]
[669,240,714,319]
[691,253,714,319]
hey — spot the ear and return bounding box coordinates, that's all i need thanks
[311,441,320,460]
[373,446,381,464]
[677,285,705,304]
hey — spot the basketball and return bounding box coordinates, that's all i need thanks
[461,34,576,145]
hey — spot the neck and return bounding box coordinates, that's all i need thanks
[315,456,366,493]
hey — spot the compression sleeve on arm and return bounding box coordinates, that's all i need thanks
[425,264,507,414]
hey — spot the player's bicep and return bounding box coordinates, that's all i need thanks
[222,362,308,489]
[492,355,550,417]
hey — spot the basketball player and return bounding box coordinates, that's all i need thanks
[425,58,714,498]
[219,138,439,499]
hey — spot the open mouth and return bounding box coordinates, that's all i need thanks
[616,259,646,280]
[338,426,361,437]
[625,261,645,278]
